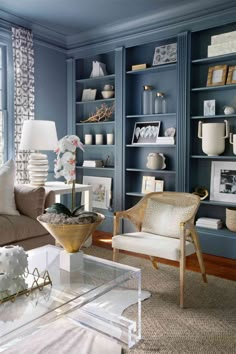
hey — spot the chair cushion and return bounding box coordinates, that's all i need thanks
[14,185,46,219]
[142,199,196,238]
[0,160,19,216]
[112,232,195,261]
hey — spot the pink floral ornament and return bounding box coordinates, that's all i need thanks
[54,135,84,183]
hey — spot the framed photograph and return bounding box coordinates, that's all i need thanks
[132,121,161,144]
[204,100,216,116]
[210,161,236,203]
[141,176,155,194]
[206,65,227,87]
[152,43,177,66]
[82,176,112,209]
[226,65,236,84]
[154,180,164,192]
[81,88,97,102]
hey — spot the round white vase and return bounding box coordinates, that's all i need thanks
[198,120,229,156]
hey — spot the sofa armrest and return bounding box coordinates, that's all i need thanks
[14,185,46,219]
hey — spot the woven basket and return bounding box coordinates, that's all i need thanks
[226,208,236,232]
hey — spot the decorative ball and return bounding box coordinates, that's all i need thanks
[8,277,27,295]
[0,272,11,293]
[0,245,28,276]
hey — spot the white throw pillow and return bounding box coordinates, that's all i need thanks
[142,198,196,238]
[0,160,19,215]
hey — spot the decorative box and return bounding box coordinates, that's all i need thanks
[208,40,236,57]
[211,31,236,45]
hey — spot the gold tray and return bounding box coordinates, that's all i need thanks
[0,268,52,304]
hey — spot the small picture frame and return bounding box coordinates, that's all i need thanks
[154,180,164,192]
[226,65,236,84]
[152,43,177,66]
[82,176,112,209]
[132,121,161,144]
[203,100,216,116]
[210,161,236,203]
[81,89,97,102]
[141,176,155,194]
[206,65,227,87]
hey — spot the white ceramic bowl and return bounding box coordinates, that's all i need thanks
[101,90,114,99]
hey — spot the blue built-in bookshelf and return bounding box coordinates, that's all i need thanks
[70,20,236,259]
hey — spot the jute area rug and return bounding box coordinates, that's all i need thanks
[84,246,236,354]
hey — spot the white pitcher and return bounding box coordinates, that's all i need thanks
[230,133,236,155]
[198,120,229,156]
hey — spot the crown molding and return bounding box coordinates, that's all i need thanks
[0,10,67,50]
[66,0,236,50]
[67,4,236,57]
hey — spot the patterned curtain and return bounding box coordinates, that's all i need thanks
[12,27,35,183]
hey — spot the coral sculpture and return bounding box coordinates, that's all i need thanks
[81,103,115,123]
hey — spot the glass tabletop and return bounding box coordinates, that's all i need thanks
[0,245,140,347]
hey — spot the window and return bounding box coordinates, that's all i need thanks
[0,45,6,166]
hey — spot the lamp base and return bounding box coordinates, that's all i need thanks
[27,153,49,186]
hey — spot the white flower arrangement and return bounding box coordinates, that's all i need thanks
[54,135,84,183]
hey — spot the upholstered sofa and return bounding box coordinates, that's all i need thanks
[0,184,55,250]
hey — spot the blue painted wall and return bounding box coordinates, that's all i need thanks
[34,42,67,175]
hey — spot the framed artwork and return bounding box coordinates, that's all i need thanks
[206,65,227,86]
[141,176,155,194]
[154,180,164,192]
[81,88,97,102]
[132,121,161,144]
[226,65,236,84]
[203,100,216,116]
[210,161,236,203]
[82,176,112,209]
[152,43,177,66]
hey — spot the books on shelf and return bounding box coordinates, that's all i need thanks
[83,160,104,167]
[156,137,175,145]
[196,217,223,229]
[131,63,147,71]
[208,30,236,57]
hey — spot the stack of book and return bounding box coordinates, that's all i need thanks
[83,160,104,167]
[196,217,223,229]
[156,137,175,145]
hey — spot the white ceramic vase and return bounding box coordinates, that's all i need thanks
[230,133,236,155]
[198,120,229,156]
[146,153,166,170]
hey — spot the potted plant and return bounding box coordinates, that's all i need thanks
[37,135,104,253]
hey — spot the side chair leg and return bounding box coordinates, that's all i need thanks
[191,231,207,284]
[180,225,186,309]
[113,248,119,262]
[150,256,158,269]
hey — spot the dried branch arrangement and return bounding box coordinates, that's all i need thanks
[81,103,115,123]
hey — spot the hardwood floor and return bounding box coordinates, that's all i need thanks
[93,231,236,281]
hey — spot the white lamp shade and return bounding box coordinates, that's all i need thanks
[19,120,58,151]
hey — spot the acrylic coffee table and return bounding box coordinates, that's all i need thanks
[0,245,141,350]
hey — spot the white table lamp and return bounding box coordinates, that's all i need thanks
[19,120,58,186]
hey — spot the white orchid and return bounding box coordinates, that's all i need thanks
[54,135,84,183]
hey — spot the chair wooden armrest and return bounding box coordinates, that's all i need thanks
[113,198,148,236]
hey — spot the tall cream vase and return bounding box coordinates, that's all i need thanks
[198,120,229,156]
[230,133,236,155]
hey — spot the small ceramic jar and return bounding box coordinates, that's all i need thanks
[146,153,166,170]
